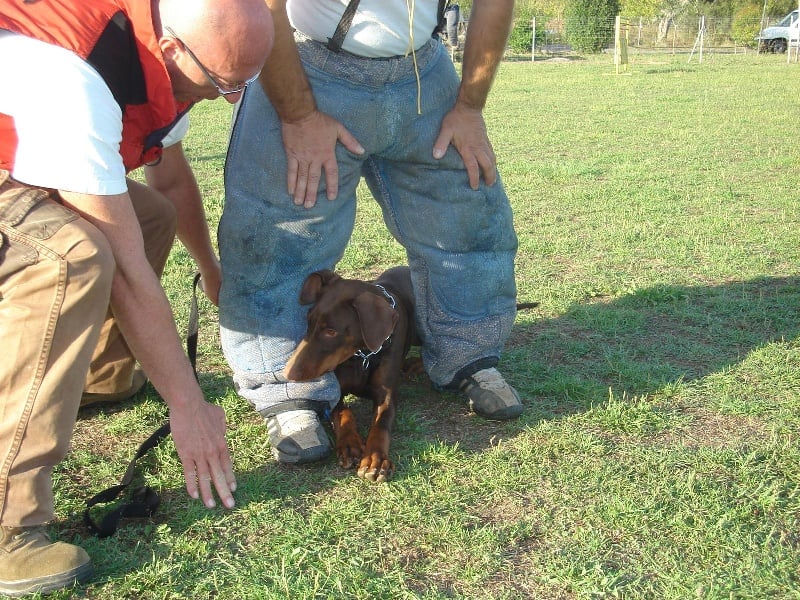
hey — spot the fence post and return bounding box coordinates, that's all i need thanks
[688,15,705,63]
[614,15,629,73]
[532,16,536,62]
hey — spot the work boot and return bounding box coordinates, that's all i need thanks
[265,409,332,464]
[81,368,147,408]
[0,526,93,597]
[459,367,524,420]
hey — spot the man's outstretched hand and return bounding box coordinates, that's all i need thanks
[170,399,237,509]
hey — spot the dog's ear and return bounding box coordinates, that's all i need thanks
[352,292,399,351]
[299,270,340,304]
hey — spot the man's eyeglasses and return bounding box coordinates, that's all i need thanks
[165,27,258,96]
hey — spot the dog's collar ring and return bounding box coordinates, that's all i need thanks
[353,284,397,368]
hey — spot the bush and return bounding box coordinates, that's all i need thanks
[564,0,620,53]
[731,4,762,47]
[508,5,548,54]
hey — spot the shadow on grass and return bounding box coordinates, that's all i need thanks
[507,274,800,409]
[67,370,353,588]
[371,275,800,459]
[60,275,800,587]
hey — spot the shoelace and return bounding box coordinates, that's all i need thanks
[5,526,48,547]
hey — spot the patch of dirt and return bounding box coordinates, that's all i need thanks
[650,407,769,450]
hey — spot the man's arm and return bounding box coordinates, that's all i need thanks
[59,189,236,510]
[432,0,515,189]
[144,143,221,305]
[259,0,363,207]
[259,0,316,123]
[456,0,515,111]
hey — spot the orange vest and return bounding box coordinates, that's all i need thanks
[0,0,190,173]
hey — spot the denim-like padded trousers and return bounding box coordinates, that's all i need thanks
[219,35,519,416]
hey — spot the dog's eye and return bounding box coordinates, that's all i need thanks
[323,328,338,338]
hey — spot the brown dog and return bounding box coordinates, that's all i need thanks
[284,266,419,483]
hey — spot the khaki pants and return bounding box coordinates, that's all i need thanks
[0,171,176,526]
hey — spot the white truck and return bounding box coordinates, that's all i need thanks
[758,10,799,53]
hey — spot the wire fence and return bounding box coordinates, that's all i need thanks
[559,16,767,55]
[541,16,759,54]
[443,14,780,58]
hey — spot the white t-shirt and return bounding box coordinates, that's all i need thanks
[287,0,439,57]
[0,30,187,195]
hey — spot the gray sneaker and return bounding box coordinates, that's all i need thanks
[459,368,523,420]
[265,409,332,464]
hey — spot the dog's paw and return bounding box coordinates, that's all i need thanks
[335,434,365,469]
[357,453,395,483]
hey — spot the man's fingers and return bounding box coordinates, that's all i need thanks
[281,111,357,207]
[211,443,237,508]
[211,464,236,509]
[292,165,322,208]
[293,170,308,206]
[476,148,497,187]
[337,126,364,156]
[184,463,200,501]
[322,158,339,201]
[175,403,237,510]
[304,168,322,206]
[184,460,236,510]
[464,155,480,190]
[286,157,299,197]
[432,130,451,161]
[196,471,216,509]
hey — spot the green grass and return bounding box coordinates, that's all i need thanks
[52,52,800,599]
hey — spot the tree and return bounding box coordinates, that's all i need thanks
[509,3,551,53]
[621,0,662,17]
[654,0,693,43]
[565,0,621,52]
[731,3,762,46]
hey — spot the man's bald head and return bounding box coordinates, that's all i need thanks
[157,0,273,100]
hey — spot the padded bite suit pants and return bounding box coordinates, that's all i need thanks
[220,35,519,417]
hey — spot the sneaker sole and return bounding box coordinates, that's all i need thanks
[271,444,331,464]
[471,402,524,421]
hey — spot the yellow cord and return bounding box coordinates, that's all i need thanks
[406,0,422,114]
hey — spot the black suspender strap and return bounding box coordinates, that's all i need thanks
[327,0,361,53]
[84,273,203,537]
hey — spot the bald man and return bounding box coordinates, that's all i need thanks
[0,0,273,594]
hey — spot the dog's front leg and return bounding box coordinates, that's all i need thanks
[331,402,365,469]
[359,386,397,483]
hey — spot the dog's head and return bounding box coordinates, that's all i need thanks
[284,270,399,381]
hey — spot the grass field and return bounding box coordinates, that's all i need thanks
[55,52,800,599]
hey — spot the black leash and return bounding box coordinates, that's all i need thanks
[84,273,203,538]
